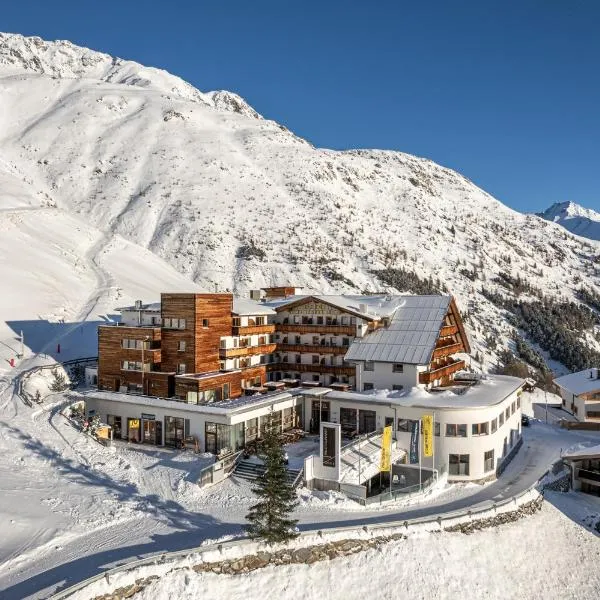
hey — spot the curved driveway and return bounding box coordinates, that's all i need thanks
[3,419,599,600]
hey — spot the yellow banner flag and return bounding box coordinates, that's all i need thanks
[380,425,392,472]
[422,415,433,457]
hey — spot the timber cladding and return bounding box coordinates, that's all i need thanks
[98,326,161,390]
[160,293,233,375]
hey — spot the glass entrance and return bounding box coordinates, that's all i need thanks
[165,416,185,447]
[310,400,330,433]
[142,420,162,445]
[358,409,376,434]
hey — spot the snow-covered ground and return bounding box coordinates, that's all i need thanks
[82,495,600,600]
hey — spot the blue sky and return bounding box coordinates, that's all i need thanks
[3,1,599,213]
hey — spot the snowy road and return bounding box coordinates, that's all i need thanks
[2,416,598,600]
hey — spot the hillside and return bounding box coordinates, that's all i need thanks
[539,201,600,241]
[1,32,600,376]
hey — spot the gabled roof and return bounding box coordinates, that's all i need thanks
[344,295,453,365]
[266,294,408,320]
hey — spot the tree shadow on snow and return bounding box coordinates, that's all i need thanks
[0,422,238,600]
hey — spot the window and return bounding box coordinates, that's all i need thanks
[187,391,198,404]
[588,410,600,418]
[364,361,374,372]
[491,418,498,433]
[295,355,301,363]
[449,454,470,476]
[293,315,301,324]
[178,340,186,352]
[163,318,185,329]
[517,396,521,409]
[312,355,320,364]
[397,419,418,433]
[511,402,516,415]
[295,336,301,344]
[392,384,404,391]
[392,363,404,373]
[484,450,495,472]
[256,316,265,325]
[342,338,350,346]
[121,360,146,371]
[472,422,489,436]
[341,316,349,325]
[505,407,510,420]
[363,382,374,391]
[434,422,440,436]
[499,412,505,426]
[312,336,320,345]
[232,317,241,327]
[202,319,209,328]
[446,423,467,437]
[312,374,320,382]
[317,316,324,325]
[177,363,186,374]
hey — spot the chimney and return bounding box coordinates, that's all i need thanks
[359,303,368,314]
[591,368,598,379]
[250,290,262,301]
[134,300,142,310]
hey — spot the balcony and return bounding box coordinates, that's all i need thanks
[432,342,463,360]
[266,362,355,376]
[232,324,276,336]
[440,324,459,336]
[419,359,466,384]
[219,343,277,358]
[277,323,356,335]
[120,347,162,362]
[277,343,348,355]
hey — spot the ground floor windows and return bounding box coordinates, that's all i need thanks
[127,417,141,442]
[205,422,244,455]
[363,382,374,391]
[398,419,418,433]
[484,449,495,472]
[142,418,162,445]
[310,401,330,433]
[358,409,376,434]
[449,453,470,476]
[107,414,122,438]
[446,423,467,437]
[165,416,188,447]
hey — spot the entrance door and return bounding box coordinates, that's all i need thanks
[206,432,217,454]
[358,410,376,434]
[311,401,330,433]
[143,420,156,444]
[127,418,140,442]
[155,420,162,445]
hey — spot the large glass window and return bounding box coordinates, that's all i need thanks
[449,454,470,476]
[164,416,187,447]
[398,419,419,433]
[491,418,498,433]
[472,422,489,436]
[446,423,467,437]
[392,363,404,373]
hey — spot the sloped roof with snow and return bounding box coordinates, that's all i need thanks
[345,295,452,365]
[264,294,409,319]
[232,297,276,316]
[554,370,600,395]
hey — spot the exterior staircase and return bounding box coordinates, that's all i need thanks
[233,459,303,487]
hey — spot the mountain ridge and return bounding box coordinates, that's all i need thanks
[539,200,600,241]
[1,32,600,378]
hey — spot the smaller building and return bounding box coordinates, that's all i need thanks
[553,369,600,422]
[562,445,600,496]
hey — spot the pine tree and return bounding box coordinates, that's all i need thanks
[49,369,69,392]
[244,411,298,544]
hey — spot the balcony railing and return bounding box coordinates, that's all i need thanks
[232,324,275,336]
[276,323,356,335]
[266,362,355,376]
[277,343,348,355]
[419,359,466,384]
[440,324,459,336]
[219,343,277,358]
[432,342,463,360]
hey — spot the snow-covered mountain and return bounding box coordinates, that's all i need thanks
[1,32,600,375]
[539,201,600,241]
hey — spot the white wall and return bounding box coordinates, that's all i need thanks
[356,361,422,391]
[309,387,523,481]
[120,310,161,327]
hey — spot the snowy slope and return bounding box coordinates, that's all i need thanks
[1,32,600,373]
[539,201,600,241]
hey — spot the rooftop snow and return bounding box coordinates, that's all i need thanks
[554,369,600,395]
[232,297,276,316]
[319,374,523,410]
[562,443,600,460]
[264,294,413,319]
[345,295,452,365]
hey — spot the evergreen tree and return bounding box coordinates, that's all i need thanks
[49,369,69,392]
[244,411,298,544]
